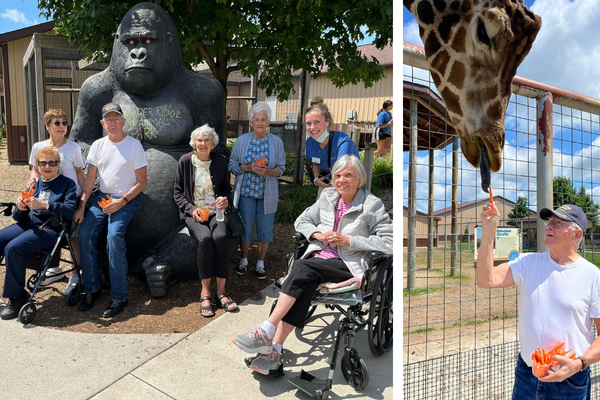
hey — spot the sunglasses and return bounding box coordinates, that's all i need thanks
[38,161,59,167]
[52,120,69,126]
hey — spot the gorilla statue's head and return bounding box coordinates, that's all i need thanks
[110,2,184,95]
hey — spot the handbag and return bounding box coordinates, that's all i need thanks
[224,203,245,238]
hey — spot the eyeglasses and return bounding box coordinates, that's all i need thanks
[252,118,269,124]
[52,120,68,126]
[38,161,59,167]
[544,219,569,229]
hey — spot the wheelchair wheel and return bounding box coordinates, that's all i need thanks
[18,302,36,324]
[341,348,369,390]
[67,283,82,307]
[27,273,40,291]
[368,257,393,356]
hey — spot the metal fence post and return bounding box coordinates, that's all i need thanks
[407,99,418,289]
[537,92,553,252]
[428,148,434,269]
[364,142,377,192]
[450,136,458,276]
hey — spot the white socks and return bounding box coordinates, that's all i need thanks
[256,260,265,270]
[240,258,248,266]
[261,321,276,338]
[273,342,283,353]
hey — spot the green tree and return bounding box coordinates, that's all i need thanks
[37,0,392,117]
[507,196,533,226]
[553,176,599,229]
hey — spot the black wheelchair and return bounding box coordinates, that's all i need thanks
[0,202,83,324]
[261,231,393,399]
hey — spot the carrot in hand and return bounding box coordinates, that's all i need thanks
[20,187,35,201]
[254,156,267,165]
[98,195,114,210]
[489,186,494,204]
[198,209,210,221]
[531,343,576,377]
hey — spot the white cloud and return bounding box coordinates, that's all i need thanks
[518,0,600,98]
[2,9,34,25]
[403,19,422,47]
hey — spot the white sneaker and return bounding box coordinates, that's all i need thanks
[40,267,65,286]
[64,274,80,296]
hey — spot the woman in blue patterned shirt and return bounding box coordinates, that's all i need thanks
[229,103,286,280]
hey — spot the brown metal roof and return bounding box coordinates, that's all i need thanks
[0,21,55,44]
[403,80,457,151]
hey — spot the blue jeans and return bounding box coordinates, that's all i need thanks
[513,354,590,400]
[238,196,275,244]
[0,220,59,298]
[79,193,142,302]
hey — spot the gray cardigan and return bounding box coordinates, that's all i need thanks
[294,187,393,278]
[228,131,286,215]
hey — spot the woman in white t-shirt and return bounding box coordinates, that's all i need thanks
[27,109,85,294]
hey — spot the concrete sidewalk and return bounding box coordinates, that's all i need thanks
[1,285,393,399]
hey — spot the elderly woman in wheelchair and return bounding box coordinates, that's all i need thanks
[232,154,393,378]
[0,147,77,320]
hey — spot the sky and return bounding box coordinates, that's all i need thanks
[0,0,49,34]
[402,0,600,215]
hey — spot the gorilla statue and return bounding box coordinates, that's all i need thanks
[70,2,226,296]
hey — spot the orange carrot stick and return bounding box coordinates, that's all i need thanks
[489,186,494,204]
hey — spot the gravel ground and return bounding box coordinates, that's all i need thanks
[0,140,392,334]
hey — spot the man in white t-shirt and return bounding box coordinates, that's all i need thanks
[74,103,148,318]
[477,203,600,399]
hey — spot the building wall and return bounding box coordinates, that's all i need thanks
[433,198,535,242]
[308,68,393,124]
[7,36,30,126]
[402,207,438,247]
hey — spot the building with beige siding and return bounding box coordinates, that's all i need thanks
[403,206,440,247]
[431,196,537,244]
[0,22,55,163]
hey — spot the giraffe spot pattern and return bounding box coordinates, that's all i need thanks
[417,0,435,25]
[482,85,498,103]
[486,101,502,121]
[433,0,446,12]
[425,30,442,57]
[431,50,451,77]
[439,14,461,42]
[450,1,460,11]
[448,61,466,89]
[441,87,463,116]
[452,26,467,53]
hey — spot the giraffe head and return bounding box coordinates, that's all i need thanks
[405,0,542,191]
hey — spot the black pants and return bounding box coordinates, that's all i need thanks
[280,257,353,329]
[185,215,229,280]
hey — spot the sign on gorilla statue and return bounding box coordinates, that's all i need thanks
[71,2,225,295]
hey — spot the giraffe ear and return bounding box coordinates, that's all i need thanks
[515,37,528,55]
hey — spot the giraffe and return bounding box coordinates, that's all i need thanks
[404,0,542,192]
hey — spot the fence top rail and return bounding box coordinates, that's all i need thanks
[403,42,600,116]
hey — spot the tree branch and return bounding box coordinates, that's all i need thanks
[196,40,216,73]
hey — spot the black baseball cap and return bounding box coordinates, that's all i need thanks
[101,103,123,118]
[540,204,588,232]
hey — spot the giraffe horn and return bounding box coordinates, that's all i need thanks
[480,143,491,193]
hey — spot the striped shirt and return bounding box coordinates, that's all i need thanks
[315,198,352,259]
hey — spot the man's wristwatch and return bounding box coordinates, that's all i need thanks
[576,356,589,371]
[122,196,129,204]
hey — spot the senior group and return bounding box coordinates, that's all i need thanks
[0,97,392,345]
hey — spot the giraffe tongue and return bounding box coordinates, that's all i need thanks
[480,143,491,193]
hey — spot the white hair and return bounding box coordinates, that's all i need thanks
[569,220,585,250]
[189,124,219,149]
[248,103,272,121]
[331,155,367,188]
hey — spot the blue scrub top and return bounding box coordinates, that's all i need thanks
[305,131,360,174]
[377,111,393,135]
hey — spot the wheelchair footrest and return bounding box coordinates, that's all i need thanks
[288,369,330,399]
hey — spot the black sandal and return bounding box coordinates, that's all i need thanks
[200,296,215,318]
[215,293,239,313]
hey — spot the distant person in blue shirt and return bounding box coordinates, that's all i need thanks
[304,97,359,196]
[374,100,393,157]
